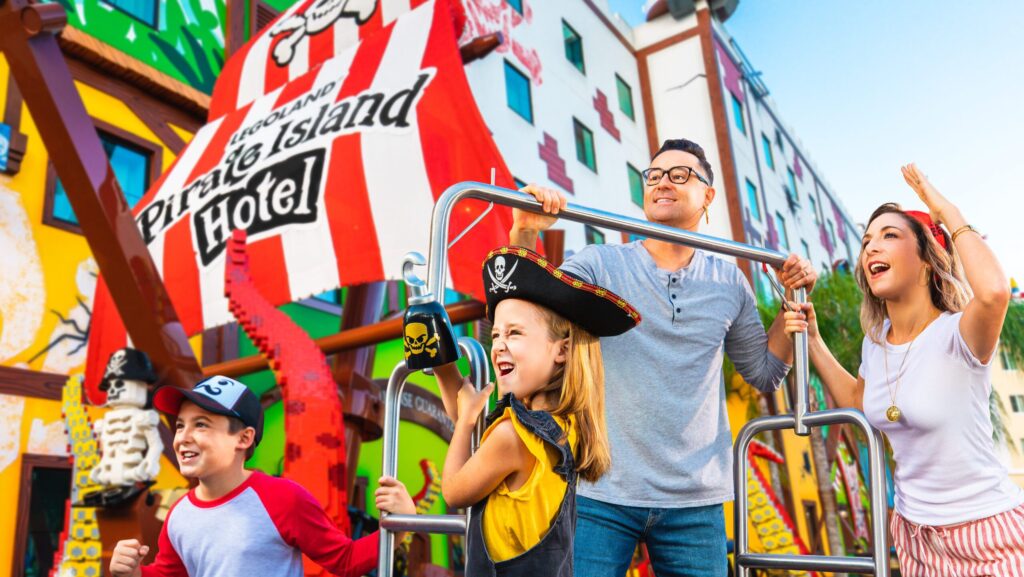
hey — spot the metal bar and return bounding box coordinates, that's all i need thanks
[426,183,789,300]
[737,553,875,573]
[381,514,467,535]
[734,409,889,576]
[792,286,810,435]
[377,337,490,577]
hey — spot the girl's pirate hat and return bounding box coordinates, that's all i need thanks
[483,247,640,337]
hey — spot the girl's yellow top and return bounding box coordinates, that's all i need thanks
[480,407,578,562]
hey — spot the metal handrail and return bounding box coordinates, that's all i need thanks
[418,182,888,575]
[377,336,489,577]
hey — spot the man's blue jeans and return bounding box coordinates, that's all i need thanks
[574,495,727,577]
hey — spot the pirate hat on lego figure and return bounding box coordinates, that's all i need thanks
[100,347,158,391]
[483,247,641,336]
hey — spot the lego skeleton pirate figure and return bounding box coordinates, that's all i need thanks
[84,348,163,507]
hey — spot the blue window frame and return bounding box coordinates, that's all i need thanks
[504,60,533,123]
[808,194,819,224]
[108,0,158,27]
[507,0,523,14]
[762,134,774,170]
[787,167,798,203]
[50,129,152,227]
[745,179,760,221]
[628,164,644,207]
[563,20,585,74]
[731,94,745,135]
[573,118,596,172]
[801,240,812,261]
[775,212,789,251]
[585,225,605,245]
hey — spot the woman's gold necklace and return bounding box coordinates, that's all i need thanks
[882,327,923,422]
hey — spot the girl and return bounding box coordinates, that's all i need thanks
[433,246,640,576]
[785,164,1024,575]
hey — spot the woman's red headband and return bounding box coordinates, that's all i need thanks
[904,210,947,250]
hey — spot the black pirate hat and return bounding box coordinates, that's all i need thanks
[100,347,158,391]
[483,247,640,337]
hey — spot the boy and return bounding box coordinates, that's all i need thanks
[111,375,414,577]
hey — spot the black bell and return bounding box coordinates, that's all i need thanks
[401,253,460,370]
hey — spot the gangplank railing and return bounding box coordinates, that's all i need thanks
[377,336,489,577]
[386,182,889,576]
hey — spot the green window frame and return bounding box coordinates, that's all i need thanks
[745,179,760,221]
[762,134,774,170]
[731,94,745,135]
[585,225,605,245]
[563,20,585,74]
[573,118,596,172]
[616,74,635,120]
[504,59,533,123]
[628,163,644,207]
[775,212,789,251]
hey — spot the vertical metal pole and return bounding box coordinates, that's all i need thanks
[792,286,810,436]
[457,336,489,575]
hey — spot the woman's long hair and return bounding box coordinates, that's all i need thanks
[855,203,970,343]
[530,306,610,483]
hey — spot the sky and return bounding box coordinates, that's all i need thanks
[606,0,1024,284]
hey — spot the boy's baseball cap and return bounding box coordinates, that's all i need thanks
[154,375,264,444]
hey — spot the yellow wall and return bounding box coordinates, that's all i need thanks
[724,378,828,557]
[0,54,192,571]
[992,350,1024,487]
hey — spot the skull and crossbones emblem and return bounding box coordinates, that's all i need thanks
[487,256,518,294]
[269,0,378,66]
[104,349,127,379]
[404,322,439,359]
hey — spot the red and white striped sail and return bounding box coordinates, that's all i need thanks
[86,0,515,395]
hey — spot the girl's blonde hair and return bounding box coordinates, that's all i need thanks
[855,203,970,343]
[529,305,610,483]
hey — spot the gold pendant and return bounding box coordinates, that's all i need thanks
[886,405,902,422]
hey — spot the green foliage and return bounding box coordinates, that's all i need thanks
[807,271,865,374]
[1002,302,1024,369]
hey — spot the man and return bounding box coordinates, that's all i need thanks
[510,138,816,576]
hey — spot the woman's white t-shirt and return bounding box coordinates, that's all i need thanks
[861,311,1023,526]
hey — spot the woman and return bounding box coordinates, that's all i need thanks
[786,164,1023,575]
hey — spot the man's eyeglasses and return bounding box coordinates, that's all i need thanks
[642,166,710,187]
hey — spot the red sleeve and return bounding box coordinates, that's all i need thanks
[254,474,380,577]
[140,498,189,577]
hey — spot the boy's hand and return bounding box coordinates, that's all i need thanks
[111,539,149,577]
[375,476,415,516]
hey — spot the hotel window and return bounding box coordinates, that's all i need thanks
[787,167,799,203]
[801,240,812,261]
[563,20,585,74]
[731,94,745,135]
[45,122,160,233]
[1011,394,1024,412]
[775,212,789,251]
[1003,350,1018,371]
[108,0,158,27]
[808,194,820,224]
[573,118,596,172]
[585,225,605,245]
[776,128,784,151]
[627,163,644,208]
[616,74,635,120]
[513,177,527,190]
[762,134,775,170]
[827,219,837,248]
[504,60,533,123]
[507,0,523,14]
[745,179,760,221]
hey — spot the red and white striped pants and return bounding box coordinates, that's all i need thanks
[891,504,1024,576]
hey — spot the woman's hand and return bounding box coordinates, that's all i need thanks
[775,254,818,293]
[901,163,958,226]
[512,184,567,234]
[375,476,416,516]
[456,381,495,428]
[783,302,818,340]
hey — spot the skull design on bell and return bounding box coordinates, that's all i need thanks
[404,322,439,359]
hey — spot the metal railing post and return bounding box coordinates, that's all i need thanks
[377,337,489,577]
[413,182,888,576]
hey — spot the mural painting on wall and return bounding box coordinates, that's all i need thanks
[460,0,542,84]
[50,0,225,92]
